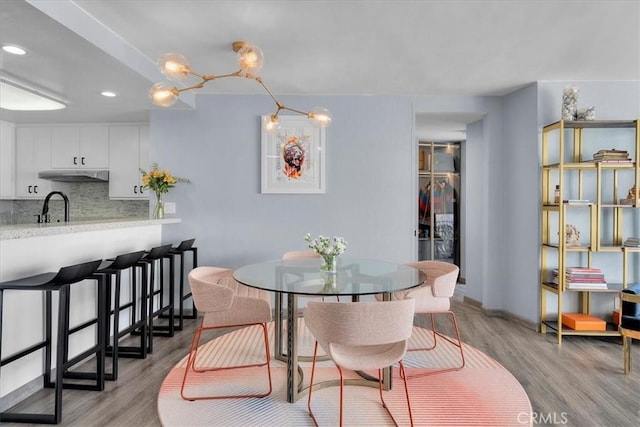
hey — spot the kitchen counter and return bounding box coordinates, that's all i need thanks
[0,216,182,403]
[0,217,181,240]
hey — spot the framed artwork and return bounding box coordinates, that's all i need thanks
[261,115,326,194]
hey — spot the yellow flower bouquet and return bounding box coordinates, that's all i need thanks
[140,163,190,218]
[140,162,190,194]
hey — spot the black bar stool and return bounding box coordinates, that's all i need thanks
[0,259,105,424]
[160,238,198,331]
[138,244,174,352]
[96,250,147,381]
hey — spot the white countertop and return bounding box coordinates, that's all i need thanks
[0,217,181,240]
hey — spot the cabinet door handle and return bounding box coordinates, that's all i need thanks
[74,156,78,165]
[34,185,38,194]
[28,185,33,194]
[140,186,144,194]
[134,185,138,194]
[81,157,85,165]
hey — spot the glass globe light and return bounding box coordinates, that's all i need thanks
[264,115,280,133]
[237,43,264,75]
[149,83,178,107]
[309,107,332,128]
[158,53,191,80]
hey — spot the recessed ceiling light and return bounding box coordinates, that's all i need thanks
[2,45,27,55]
[100,91,117,97]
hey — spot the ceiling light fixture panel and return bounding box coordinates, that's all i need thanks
[0,77,66,111]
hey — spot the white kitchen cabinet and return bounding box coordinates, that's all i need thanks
[0,121,15,199]
[139,125,150,172]
[108,126,149,199]
[51,126,109,168]
[15,127,54,199]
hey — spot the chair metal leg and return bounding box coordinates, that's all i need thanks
[623,336,631,374]
[180,322,272,400]
[180,327,203,401]
[308,340,414,427]
[408,311,465,377]
[338,366,345,426]
[307,341,320,427]
[378,362,414,427]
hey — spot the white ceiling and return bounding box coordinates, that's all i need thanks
[0,0,638,140]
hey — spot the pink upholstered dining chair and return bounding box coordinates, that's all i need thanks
[282,250,319,261]
[180,266,272,401]
[303,299,416,427]
[377,260,465,374]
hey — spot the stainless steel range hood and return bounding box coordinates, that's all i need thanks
[38,169,109,182]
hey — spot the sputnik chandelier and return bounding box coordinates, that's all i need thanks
[149,41,332,132]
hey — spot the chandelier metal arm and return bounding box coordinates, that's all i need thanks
[254,77,282,108]
[206,71,245,80]
[254,76,308,118]
[280,105,311,117]
[174,81,207,93]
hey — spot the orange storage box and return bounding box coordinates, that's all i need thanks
[561,313,606,331]
[612,310,620,325]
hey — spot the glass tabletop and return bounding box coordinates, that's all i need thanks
[233,257,425,296]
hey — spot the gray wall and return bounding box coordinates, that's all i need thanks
[501,83,540,322]
[152,83,639,324]
[155,94,415,267]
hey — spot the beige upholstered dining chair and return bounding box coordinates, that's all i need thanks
[303,299,416,427]
[180,266,272,400]
[377,260,465,374]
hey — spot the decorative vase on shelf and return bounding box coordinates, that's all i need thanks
[153,192,165,219]
[561,85,579,121]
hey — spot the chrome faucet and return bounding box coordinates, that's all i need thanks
[40,191,70,223]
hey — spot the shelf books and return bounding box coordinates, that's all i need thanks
[592,149,632,163]
[623,237,640,247]
[593,159,633,164]
[552,267,608,290]
[563,199,591,204]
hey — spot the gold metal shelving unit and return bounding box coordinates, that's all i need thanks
[540,119,640,344]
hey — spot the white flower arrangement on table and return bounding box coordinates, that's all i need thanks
[304,233,347,286]
[304,233,348,258]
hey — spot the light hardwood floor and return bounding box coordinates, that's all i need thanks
[2,298,639,426]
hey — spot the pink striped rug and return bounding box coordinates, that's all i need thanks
[158,320,532,426]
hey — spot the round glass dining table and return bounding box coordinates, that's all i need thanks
[233,257,425,403]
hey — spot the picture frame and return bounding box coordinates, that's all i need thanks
[261,115,326,194]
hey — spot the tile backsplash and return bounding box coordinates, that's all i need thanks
[0,182,148,225]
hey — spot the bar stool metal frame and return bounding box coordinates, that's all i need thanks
[160,238,198,331]
[136,244,174,352]
[96,250,148,381]
[0,260,105,424]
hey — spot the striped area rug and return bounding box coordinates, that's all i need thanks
[158,319,532,426]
